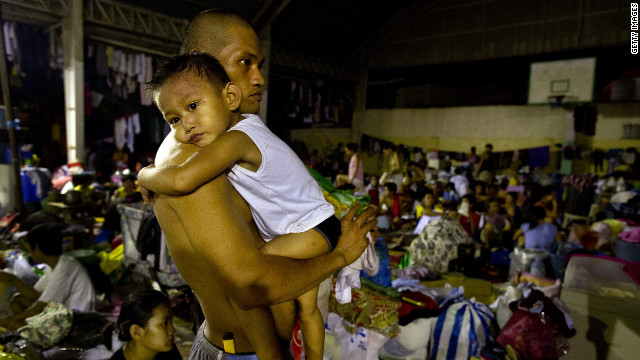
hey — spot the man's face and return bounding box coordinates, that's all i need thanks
[216,25,265,115]
[155,71,233,147]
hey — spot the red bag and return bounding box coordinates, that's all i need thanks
[497,290,573,360]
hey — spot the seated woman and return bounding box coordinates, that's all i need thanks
[513,206,561,250]
[103,290,181,360]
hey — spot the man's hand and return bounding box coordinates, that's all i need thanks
[334,202,378,267]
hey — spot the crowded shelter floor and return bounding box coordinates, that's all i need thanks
[2,163,640,359]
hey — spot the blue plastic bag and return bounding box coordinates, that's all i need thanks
[361,237,391,287]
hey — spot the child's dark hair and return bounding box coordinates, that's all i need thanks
[527,206,546,230]
[27,222,64,256]
[102,290,172,349]
[146,52,230,97]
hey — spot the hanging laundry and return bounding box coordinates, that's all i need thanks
[126,113,141,153]
[113,116,127,151]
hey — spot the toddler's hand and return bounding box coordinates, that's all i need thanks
[140,185,154,204]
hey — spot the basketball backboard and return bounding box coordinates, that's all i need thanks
[528,57,596,105]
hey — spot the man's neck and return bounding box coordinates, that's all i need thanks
[229,113,245,127]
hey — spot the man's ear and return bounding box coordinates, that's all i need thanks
[130,324,145,340]
[224,82,241,111]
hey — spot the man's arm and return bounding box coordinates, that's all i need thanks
[160,178,376,310]
[139,131,256,195]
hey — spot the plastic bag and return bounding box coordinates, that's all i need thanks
[508,247,549,279]
[429,287,495,360]
[11,255,40,286]
[325,312,388,360]
[18,301,73,348]
[360,237,391,287]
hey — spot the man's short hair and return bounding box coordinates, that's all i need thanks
[146,52,230,97]
[28,222,64,256]
[180,10,254,55]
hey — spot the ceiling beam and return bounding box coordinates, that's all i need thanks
[0,0,187,56]
[84,0,188,45]
[252,0,291,33]
[251,0,274,26]
[271,47,354,82]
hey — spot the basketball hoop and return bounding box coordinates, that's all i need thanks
[547,95,566,109]
[547,94,579,109]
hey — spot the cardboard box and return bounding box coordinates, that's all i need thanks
[561,255,640,360]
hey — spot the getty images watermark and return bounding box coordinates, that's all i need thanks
[633,3,638,54]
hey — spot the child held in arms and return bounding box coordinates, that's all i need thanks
[139,53,377,360]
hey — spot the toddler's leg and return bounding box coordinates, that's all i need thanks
[261,229,331,360]
[261,230,330,259]
[296,287,324,360]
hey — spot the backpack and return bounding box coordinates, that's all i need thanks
[135,212,162,270]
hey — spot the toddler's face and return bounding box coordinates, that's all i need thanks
[155,71,233,148]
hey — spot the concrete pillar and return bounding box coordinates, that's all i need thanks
[560,109,575,175]
[351,64,368,144]
[62,0,85,164]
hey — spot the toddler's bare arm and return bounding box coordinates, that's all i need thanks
[138,130,258,195]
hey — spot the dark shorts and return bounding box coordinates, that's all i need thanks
[312,215,341,252]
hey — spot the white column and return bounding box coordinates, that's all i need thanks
[559,109,575,175]
[63,0,85,164]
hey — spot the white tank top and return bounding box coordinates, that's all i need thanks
[227,114,335,241]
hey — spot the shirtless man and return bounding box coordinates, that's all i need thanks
[151,10,377,358]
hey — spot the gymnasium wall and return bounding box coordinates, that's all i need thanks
[290,102,640,177]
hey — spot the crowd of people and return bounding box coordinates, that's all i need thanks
[306,141,634,260]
